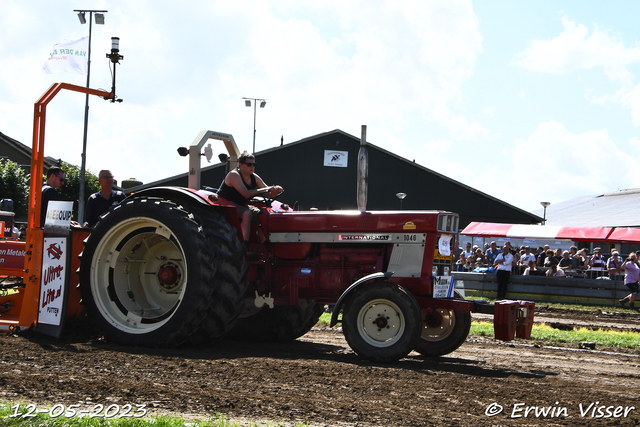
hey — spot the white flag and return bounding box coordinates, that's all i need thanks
[42,36,89,75]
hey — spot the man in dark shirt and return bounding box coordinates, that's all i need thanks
[558,250,573,270]
[41,167,65,227]
[485,241,500,265]
[84,170,126,228]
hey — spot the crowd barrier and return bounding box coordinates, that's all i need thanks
[453,272,630,307]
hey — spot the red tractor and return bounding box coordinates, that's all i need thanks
[0,86,533,363]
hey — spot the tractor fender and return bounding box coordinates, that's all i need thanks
[131,186,243,240]
[330,272,394,328]
[131,186,212,207]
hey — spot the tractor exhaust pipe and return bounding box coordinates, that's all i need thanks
[357,125,368,212]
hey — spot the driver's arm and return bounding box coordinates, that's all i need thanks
[254,174,283,197]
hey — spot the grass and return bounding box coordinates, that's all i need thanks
[471,321,640,349]
[0,402,309,427]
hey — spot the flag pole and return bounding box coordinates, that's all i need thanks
[78,12,92,225]
[74,9,107,225]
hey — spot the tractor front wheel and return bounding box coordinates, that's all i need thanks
[342,282,421,362]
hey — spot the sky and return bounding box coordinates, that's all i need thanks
[2,1,640,216]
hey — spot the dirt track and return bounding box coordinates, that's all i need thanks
[0,307,639,426]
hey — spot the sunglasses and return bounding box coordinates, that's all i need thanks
[243,162,256,167]
[57,176,65,183]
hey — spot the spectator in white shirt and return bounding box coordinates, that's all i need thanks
[494,245,514,299]
[518,246,537,268]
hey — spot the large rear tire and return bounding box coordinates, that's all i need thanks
[188,210,249,345]
[413,292,471,357]
[342,282,421,362]
[79,197,244,347]
[225,299,323,342]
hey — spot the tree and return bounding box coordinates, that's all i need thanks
[0,159,100,222]
[59,162,100,221]
[0,159,29,218]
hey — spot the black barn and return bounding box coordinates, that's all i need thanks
[130,129,540,229]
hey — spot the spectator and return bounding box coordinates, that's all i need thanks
[519,246,537,267]
[463,242,474,260]
[589,247,606,278]
[544,249,557,267]
[84,170,126,228]
[523,260,539,276]
[546,263,566,277]
[40,166,65,227]
[475,248,484,266]
[554,248,563,263]
[465,255,474,272]
[486,241,500,265]
[537,245,550,266]
[558,250,572,270]
[453,238,463,261]
[580,248,591,269]
[455,252,466,272]
[620,253,640,309]
[570,246,580,269]
[494,245,513,299]
[473,255,484,270]
[607,251,623,277]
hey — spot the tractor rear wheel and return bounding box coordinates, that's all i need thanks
[413,292,471,357]
[188,210,249,345]
[79,197,244,347]
[225,299,323,342]
[342,282,421,362]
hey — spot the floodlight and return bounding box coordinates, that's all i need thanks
[177,147,189,157]
[245,100,251,107]
[260,101,266,108]
[111,37,120,53]
[218,153,229,163]
[204,143,213,163]
[95,13,105,24]
[77,12,86,24]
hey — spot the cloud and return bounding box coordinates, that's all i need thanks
[515,18,640,85]
[620,82,640,126]
[428,107,491,140]
[420,121,640,212]
[508,121,640,209]
[0,1,485,190]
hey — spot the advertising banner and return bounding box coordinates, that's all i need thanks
[38,237,67,326]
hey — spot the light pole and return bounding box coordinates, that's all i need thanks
[396,192,407,210]
[74,9,107,224]
[540,201,550,225]
[242,97,266,154]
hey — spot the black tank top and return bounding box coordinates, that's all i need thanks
[217,171,257,206]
